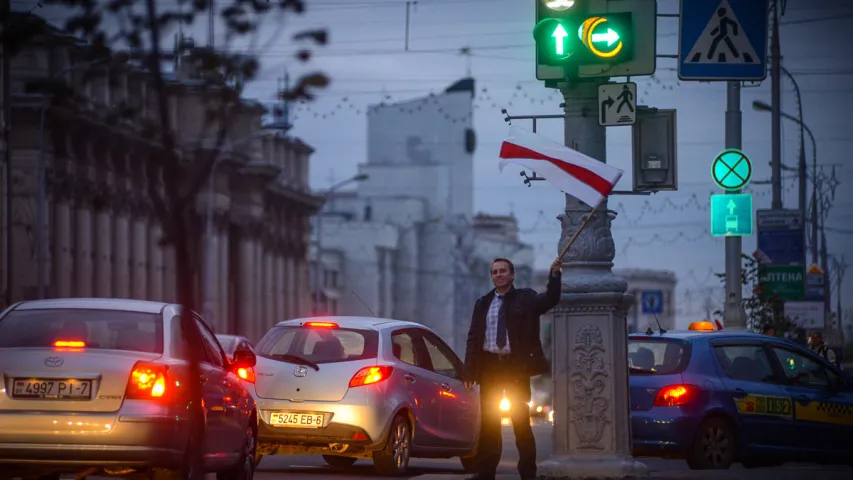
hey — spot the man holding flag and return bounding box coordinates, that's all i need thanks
[462,127,624,480]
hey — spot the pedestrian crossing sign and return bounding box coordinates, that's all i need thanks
[678,0,769,81]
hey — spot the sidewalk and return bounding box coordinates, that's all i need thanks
[415,464,853,480]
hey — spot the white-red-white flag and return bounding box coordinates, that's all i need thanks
[498,126,623,208]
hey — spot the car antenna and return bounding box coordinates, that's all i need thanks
[652,312,666,334]
[351,290,377,318]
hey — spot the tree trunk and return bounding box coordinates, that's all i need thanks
[173,207,206,479]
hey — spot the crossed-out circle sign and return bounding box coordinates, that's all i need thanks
[711,148,753,191]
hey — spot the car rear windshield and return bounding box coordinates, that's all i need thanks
[628,337,691,375]
[0,308,163,353]
[255,326,377,364]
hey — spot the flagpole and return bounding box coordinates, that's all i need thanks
[555,201,601,262]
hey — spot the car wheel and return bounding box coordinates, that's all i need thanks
[217,426,257,480]
[372,414,411,476]
[323,455,358,468]
[686,417,735,470]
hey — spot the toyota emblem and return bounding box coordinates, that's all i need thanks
[44,356,64,367]
[293,366,308,377]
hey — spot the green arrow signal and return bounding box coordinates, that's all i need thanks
[552,23,568,55]
[727,199,736,215]
[591,28,620,47]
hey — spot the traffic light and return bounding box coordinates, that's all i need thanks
[534,0,635,78]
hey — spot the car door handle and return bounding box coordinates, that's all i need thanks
[440,383,452,392]
[732,388,747,399]
[404,374,416,383]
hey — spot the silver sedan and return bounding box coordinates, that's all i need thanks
[250,317,480,475]
[0,298,258,480]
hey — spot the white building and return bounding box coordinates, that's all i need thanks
[311,79,534,353]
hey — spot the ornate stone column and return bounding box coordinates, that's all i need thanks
[72,141,96,298]
[147,219,164,301]
[263,225,275,333]
[538,82,646,480]
[91,140,114,298]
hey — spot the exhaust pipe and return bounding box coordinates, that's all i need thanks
[328,443,349,453]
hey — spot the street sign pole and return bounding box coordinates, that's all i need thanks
[723,81,747,331]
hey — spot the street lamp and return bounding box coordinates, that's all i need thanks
[200,129,282,326]
[36,58,119,299]
[752,100,819,263]
[313,173,369,314]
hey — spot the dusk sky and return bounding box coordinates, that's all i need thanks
[16,0,853,323]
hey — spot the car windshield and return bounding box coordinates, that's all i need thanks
[0,308,164,354]
[255,326,377,365]
[628,337,690,375]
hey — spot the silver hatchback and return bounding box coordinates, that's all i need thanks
[0,298,258,480]
[250,317,480,475]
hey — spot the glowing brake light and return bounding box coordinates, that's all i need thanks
[304,321,338,328]
[349,366,393,387]
[54,340,85,348]
[126,362,169,399]
[653,384,699,407]
[688,321,716,332]
[236,367,256,383]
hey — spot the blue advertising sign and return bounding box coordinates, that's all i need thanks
[756,210,805,266]
[641,291,664,315]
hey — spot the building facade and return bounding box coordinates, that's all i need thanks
[1,21,319,342]
[312,79,534,354]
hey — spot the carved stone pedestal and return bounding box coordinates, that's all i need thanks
[539,292,647,480]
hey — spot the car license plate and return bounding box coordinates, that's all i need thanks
[12,379,92,400]
[269,412,325,428]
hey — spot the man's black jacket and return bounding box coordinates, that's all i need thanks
[463,271,562,382]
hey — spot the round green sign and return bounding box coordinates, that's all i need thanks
[712,149,752,191]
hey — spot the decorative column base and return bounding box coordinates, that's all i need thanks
[541,292,647,480]
[539,454,648,480]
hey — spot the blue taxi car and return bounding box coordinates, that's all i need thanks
[629,323,853,470]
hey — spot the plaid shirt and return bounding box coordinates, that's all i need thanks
[483,293,510,354]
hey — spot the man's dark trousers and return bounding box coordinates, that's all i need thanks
[477,352,536,479]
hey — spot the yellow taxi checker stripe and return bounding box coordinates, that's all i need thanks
[734,394,793,417]
[795,402,853,426]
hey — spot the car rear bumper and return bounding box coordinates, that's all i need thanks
[0,405,189,468]
[254,392,402,453]
[631,408,700,458]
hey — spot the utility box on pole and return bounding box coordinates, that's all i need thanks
[632,108,678,192]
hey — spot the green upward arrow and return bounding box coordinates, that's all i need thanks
[552,24,568,55]
[727,199,736,215]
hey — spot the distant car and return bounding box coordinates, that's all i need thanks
[629,322,853,470]
[0,298,258,480]
[248,317,480,475]
[216,333,255,361]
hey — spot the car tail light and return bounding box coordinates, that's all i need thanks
[349,366,393,388]
[653,384,699,407]
[54,340,86,348]
[126,362,169,400]
[236,367,256,383]
[304,321,338,328]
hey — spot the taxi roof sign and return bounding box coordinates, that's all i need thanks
[688,321,716,332]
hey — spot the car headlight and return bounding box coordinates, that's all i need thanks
[499,397,511,412]
[548,410,554,423]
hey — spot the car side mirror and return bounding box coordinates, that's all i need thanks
[232,349,257,369]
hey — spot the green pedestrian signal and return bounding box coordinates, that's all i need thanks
[711,149,752,191]
[710,193,754,237]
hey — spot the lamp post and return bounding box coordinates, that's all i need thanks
[313,173,368,314]
[36,58,117,299]
[752,100,818,264]
[200,129,279,327]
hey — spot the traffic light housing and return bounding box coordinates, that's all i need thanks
[534,0,635,79]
